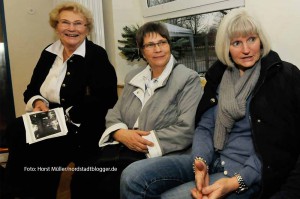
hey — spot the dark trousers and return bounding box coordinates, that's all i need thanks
[2,117,80,199]
[71,145,146,199]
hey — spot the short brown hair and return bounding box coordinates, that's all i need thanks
[136,21,171,50]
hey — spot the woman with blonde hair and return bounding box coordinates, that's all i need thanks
[3,2,117,198]
[121,8,300,199]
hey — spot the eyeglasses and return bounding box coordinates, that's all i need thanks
[142,40,169,50]
[58,20,87,29]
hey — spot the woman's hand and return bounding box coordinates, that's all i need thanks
[194,176,239,199]
[113,129,154,153]
[33,99,49,112]
[191,159,209,199]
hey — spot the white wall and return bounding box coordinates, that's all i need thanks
[4,0,54,116]
[102,0,145,85]
[245,0,300,68]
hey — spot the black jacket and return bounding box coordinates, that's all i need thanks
[195,51,300,198]
[23,39,118,151]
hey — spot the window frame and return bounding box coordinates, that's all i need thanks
[141,0,245,21]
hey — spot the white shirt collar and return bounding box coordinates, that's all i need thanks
[130,55,175,90]
[154,54,174,86]
[45,39,86,58]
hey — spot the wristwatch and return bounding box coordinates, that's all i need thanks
[234,173,248,194]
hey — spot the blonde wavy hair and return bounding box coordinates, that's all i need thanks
[215,8,271,67]
[49,1,94,32]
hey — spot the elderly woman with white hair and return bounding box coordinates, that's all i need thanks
[120,8,300,199]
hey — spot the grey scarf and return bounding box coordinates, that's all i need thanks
[214,60,261,150]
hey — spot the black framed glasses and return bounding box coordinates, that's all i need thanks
[142,40,169,50]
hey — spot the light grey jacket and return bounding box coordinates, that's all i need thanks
[99,62,202,156]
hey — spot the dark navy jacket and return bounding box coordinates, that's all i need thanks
[23,39,118,150]
[195,51,300,198]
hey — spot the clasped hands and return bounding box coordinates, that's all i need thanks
[112,129,154,153]
[191,160,239,199]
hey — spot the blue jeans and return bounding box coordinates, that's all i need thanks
[161,154,260,199]
[120,155,194,199]
[120,154,260,199]
[161,173,260,199]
